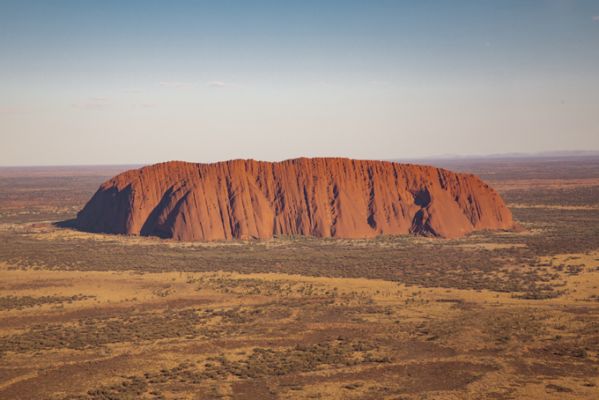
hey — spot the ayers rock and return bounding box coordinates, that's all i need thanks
[75,158,514,241]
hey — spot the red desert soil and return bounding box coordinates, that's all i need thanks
[75,158,514,241]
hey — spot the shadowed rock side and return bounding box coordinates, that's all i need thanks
[75,158,515,241]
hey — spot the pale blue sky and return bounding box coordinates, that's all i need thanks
[1,0,598,165]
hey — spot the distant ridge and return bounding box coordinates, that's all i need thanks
[75,158,515,241]
[395,150,599,163]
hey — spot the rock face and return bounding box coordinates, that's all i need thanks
[75,158,514,241]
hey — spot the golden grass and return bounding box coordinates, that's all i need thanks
[1,249,598,399]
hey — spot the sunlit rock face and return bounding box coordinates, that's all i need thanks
[76,158,514,241]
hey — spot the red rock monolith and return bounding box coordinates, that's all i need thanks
[75,158,515,241]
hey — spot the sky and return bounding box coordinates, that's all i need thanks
[1,0,599,166]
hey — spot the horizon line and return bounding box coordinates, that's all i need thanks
[1,150,599,169]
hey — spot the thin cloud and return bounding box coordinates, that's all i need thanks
[369,80,391,86]
[127,102,156,109]
[159,81,193,88]
[208,81,231,88]
[0,106,23,115]
[72,97,110,110]
[593,15,599,22]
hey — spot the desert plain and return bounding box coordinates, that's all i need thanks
[0,156,598,400]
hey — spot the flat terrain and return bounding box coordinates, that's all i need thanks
[1,157,598,400]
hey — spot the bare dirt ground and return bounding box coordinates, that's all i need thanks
[0,157,598,400]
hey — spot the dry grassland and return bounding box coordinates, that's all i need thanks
[0,158,598,399]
